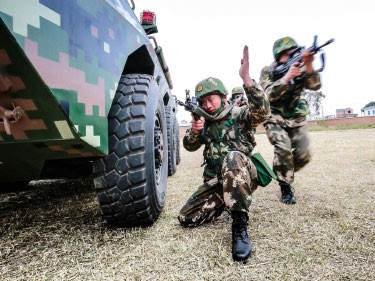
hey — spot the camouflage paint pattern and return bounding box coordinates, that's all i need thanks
[260,61,320,185]
[178,151,258,227]
[179,84,270,226]
[0,0,172,182]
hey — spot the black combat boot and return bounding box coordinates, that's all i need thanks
[280,183,296,204]
[231,211,252,262]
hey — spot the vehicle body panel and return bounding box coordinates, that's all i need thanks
[0,0,173,182]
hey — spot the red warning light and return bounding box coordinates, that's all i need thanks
[140,11,156,25]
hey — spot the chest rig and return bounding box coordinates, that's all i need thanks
[202,106,256,175]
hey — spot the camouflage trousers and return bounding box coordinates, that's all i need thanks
[178,151,258,227]
[264,120,311,185]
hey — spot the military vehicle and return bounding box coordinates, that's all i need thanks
[0,0,180,226]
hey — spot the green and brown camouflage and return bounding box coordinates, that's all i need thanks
[273,36,298,60]
[261,40,320,185]
[260,64,321,119]
[264,121,311,185]
[180,83,270,226]
[231,87,247,105]
[178,151,258,227]
[0,1,175,183]
[195,77,228,99]
[183,84,270,178]
[231,87,244,95]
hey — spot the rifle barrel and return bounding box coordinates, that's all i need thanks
[318,39,335,50]
[312,39,335,52]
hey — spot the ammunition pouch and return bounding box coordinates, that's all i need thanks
[250,153,277,187]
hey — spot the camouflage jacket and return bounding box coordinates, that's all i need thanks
[183,83,270,178]
[260,62,321,125]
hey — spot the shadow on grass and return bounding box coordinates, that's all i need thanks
[0,179,95,209]
[0,179,156,238]
[0,179,102,232]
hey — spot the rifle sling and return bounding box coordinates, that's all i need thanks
[193,104,234,122]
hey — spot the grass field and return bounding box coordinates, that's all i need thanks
[1,129,375,280]
[308,124,375,132]
[255,124,375,134]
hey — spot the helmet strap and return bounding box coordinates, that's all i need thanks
[211,96,225,116]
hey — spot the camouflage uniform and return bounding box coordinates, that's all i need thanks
[178,79,270,227]
[260,37,321,185]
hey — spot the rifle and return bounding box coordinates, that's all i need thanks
[176,89,235,134]
[231,94,244,105]
[177,89,215,135]
[176,90,201,121]
[271,35,335,83]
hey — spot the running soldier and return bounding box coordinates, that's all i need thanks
[260,36,321,204]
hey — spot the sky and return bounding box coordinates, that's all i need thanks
[134,0,375,122]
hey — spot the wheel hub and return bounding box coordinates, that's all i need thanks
[154,114,164,183]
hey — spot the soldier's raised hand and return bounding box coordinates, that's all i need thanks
[239,45,254,87]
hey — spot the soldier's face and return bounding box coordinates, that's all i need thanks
[233,94,244,105]
[278,48,297,64]
[201,94,223,113]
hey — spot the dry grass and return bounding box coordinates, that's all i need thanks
[308,124,375,132]
[1,129,375,280]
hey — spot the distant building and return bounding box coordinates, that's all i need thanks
[361,105,375,116]
[180,120,191,127]
[336,108,358,118]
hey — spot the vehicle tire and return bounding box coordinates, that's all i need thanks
[175,119,181,165]
[165,106,177,176]
[93,74,168,227]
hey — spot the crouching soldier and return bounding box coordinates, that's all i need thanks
[178,47,271,262]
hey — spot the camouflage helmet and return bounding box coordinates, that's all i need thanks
[231,87,244,96]
[273,36,298,61]
[195,77,228,98]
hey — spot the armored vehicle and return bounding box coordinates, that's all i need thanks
[0,0,180,226]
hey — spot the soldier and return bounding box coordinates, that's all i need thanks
[260,36,321,204]
[231,87,248,107]
[178,46,270,262]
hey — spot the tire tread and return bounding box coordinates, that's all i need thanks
[93,74,162,226]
